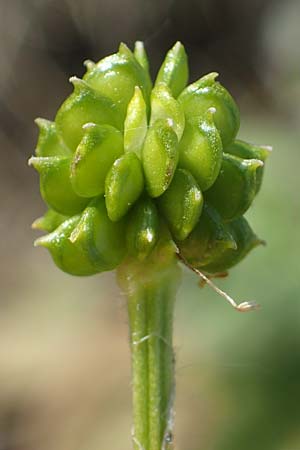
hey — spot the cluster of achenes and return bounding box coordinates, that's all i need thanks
[30,42,269,276]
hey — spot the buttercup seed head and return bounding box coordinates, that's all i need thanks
[30,41,269,276]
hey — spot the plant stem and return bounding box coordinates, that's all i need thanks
[128,282,149,449]
[159,281,176,446]
[147,281,163,450]
[118,246,181,450]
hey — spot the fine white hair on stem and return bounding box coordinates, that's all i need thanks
[131,428,146,450]
[131,332,172,349]
[177,252,260,312]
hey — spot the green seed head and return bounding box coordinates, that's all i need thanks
[30,41,268,276]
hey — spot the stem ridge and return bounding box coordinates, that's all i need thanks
[118,255,181,450]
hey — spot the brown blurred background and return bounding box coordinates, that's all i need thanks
[1,0,300,449]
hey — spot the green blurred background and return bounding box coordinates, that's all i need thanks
[1,0,300,449]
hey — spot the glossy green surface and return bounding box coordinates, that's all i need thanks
[201,216,263,273]
[126,197,159,260]
[226,139,271,192]
[178,72,240,147]
[134,41,151,75]
[205,153,263,221]
[34,119,71,157]
[155,41,189,98]
[83,43,152,122]
[150,83,185,140]
[124,86,148,157]
[29,156,89,215]
[70,198,126,269]
[55,78,119,151]
[105,152,144,221]
[176,205,237,269]
[34,216,102,276]
[178,109,223,191]
[142,119,179,198]
[31,209,69,233]
[71,123,124,197]
[31,41,267,276]
[158,169,203,241]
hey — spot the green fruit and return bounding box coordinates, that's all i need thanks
[158,169,203,240]
[84,43,151,122]
[71,123,124,197]
[105,152,144,221]
[176,205,237,269]
[178,109,222,191]
[55,78,119,151]
[134,41,151,75]
[142,119,179,198]
[35,119,71,157]
[178,72,240,146]
[201,216,264,274]
[29,156,89,215]
[124,86,148,157]
[30,41,268,277]
[205,153,263,221]
[126,197,159,260]
[70,198,126,269]
[32,209,69,233]
[150,83,185,140]
[155,41,189,98]
[226,139,272,193]
[35,216,102,276]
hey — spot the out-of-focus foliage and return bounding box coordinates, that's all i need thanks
[1,1,300,449]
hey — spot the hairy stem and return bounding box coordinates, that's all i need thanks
[147,282,163,449]
[159,281,176,447]
[128,284,149,449]
[118,250,181,450]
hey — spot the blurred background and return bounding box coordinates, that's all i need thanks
[1,0,300,449]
